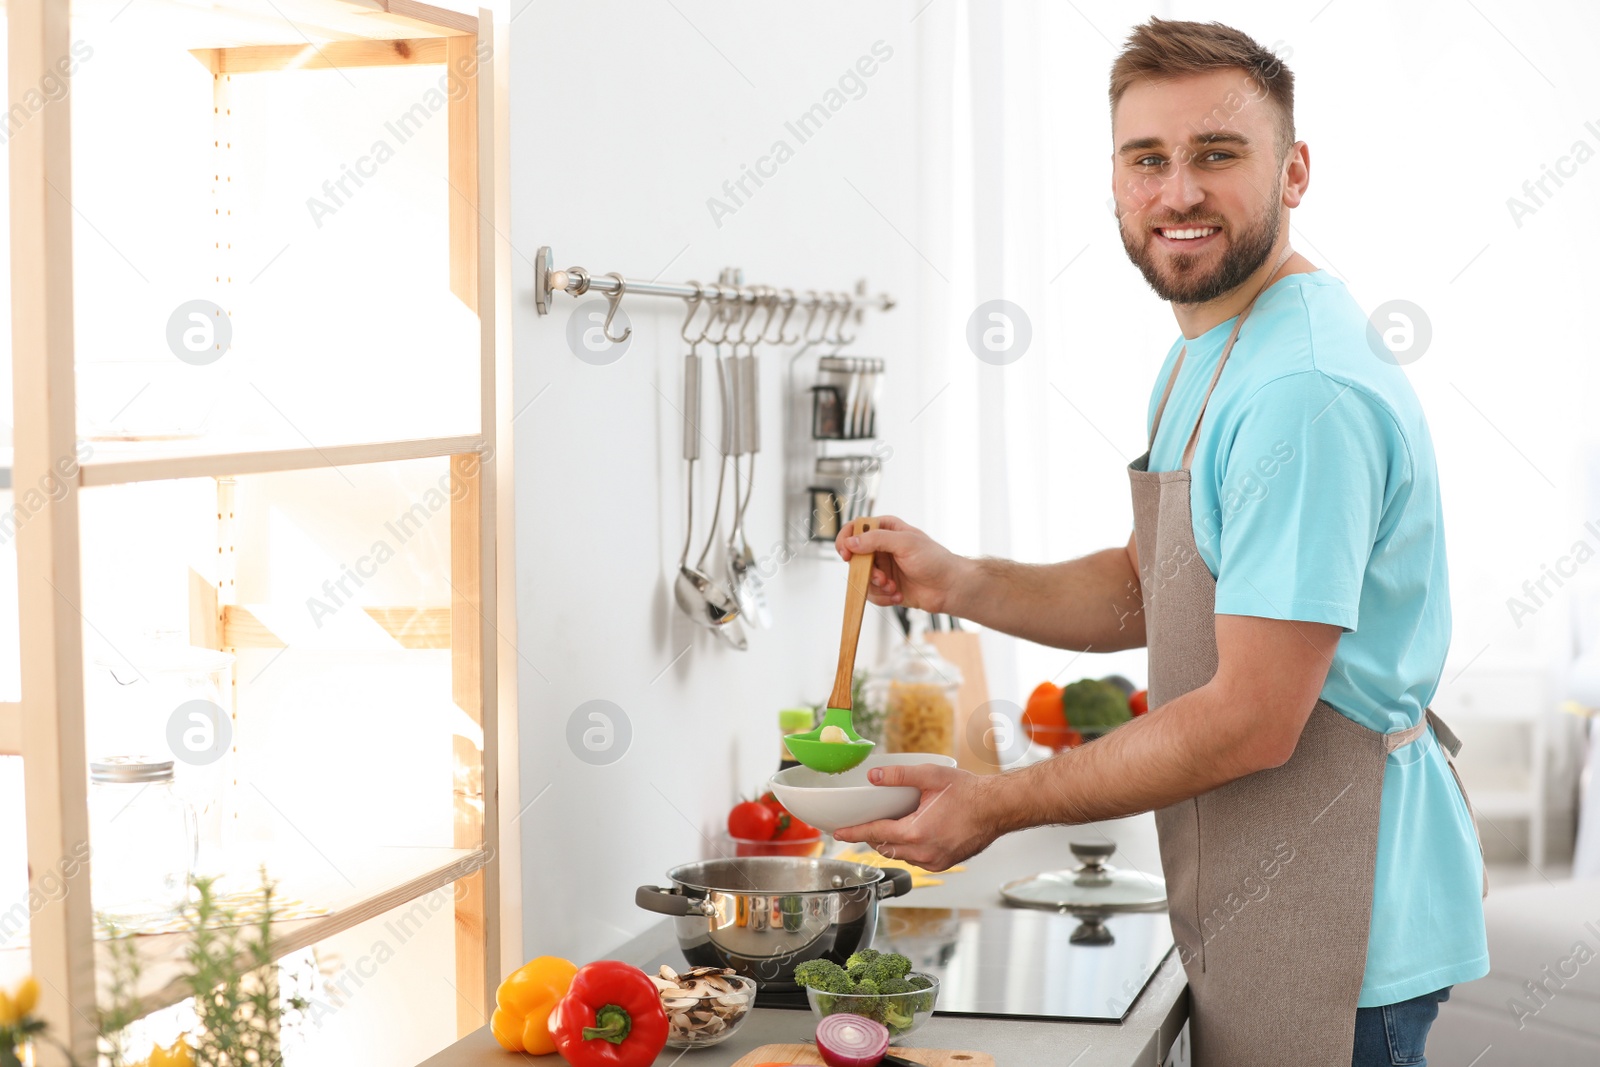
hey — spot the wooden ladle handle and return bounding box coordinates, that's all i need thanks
[829,516,879,709]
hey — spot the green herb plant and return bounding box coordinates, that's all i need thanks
[101,870,309,1067]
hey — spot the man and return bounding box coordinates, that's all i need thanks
[833,18,1488,1067]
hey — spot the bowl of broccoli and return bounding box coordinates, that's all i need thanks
[794,949,939,1042]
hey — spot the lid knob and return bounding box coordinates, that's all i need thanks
[1069,841,1117,870]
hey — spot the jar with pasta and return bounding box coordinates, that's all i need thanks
[876,638,962,758]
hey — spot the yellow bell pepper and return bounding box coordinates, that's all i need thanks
[0,976,39,1024]
[490,956,578,1054]
[138,1037,193,1067]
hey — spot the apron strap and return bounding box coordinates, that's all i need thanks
[1147,347,1187,449]
[1383,719,1428,753]
[1381,708,1464,756]
[1424,707,1463,757]
[1143,244,1299,462]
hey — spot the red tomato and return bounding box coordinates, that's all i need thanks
[728,801,778,841]
[1130,690,1149,716]
[776,813,817,841]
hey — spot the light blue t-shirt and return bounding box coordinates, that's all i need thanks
[1144,269,1489,1007]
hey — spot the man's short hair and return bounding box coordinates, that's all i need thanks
[1109,18,1296,162]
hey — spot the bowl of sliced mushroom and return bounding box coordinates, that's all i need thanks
[653,964,758,1048]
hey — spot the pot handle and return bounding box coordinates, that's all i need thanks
[876,867,915,900]
[636,885,716,917]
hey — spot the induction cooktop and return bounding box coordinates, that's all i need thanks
[871,905,1174,1023]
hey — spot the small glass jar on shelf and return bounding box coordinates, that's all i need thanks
[88,757,197,925]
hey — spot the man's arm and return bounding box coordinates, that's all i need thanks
[832,613,1340,870]
[840,518,1147,652]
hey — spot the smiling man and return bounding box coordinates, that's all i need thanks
[833,18,1488,1067]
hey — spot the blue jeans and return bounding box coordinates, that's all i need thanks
[1352,987,1451,1066]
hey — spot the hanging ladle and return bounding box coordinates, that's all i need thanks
[784,515,880,773]
[673,287,744,641]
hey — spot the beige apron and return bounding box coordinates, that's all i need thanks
[1128,248,1485,1067]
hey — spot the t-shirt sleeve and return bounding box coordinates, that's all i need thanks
[1208,372,1405,632]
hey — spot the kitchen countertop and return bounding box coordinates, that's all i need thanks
[418,814,1188,1067]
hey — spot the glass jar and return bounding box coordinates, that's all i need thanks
[86,640,234,874]
[89,757,197,924]
[870,639,962,758]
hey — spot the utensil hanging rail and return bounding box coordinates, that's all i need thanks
[533,245,895,322]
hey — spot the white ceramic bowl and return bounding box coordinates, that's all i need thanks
[768,752,958,833]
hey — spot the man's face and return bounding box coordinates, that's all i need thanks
[1111,70,1289,305]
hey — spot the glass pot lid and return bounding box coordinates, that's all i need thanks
[1000,841,1167,912]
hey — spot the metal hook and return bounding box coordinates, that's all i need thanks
[766,290,800,346]
[833,292,857,348]
[745,286,779,351]
[679,282,708,350]
[733,287,764,353]
[811,293,840,346]
[796,291,824,345]
[704,287,737,347]
[600,272,631,344]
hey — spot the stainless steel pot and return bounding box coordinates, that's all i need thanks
[635,856,915,990]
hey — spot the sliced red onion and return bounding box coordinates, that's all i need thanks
[815,1012,891,1067]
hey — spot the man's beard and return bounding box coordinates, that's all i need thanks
[1119,200,1282,305]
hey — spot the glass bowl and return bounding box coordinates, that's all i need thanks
[719,831,827,858]
[804,972,940,1043]
[660,972,757,1049]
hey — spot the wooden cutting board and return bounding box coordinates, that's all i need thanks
[729,1043,995,1066]
[924,629,1000,775]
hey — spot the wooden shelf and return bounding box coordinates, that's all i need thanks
[224,604,452,649]
[1,844,486,1017]
[0,846,489,1020]
[124,845,489,1019]
[69,0,478,48]
[80,434,486,487]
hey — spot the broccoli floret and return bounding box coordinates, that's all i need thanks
[864,953,913,985]
[793,958,852,995]
[1061,678,1132,732]
[851,978,880,997]
[844,948,881,981]
[881,998,917,1035]
[906,973,936,1013]
[877,976,912,996]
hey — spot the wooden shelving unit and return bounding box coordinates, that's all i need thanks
[80,434,489,487]
[6,0,515,1060]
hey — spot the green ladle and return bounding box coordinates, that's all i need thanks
[785,516,880,774]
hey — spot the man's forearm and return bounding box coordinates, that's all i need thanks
[946,546,1145,651]
[977,681,1277,830]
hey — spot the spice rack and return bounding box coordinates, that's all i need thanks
[785,352,889,557]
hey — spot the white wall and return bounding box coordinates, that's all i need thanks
[509,1,931,963]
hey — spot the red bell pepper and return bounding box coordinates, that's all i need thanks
[546,960,668,1067]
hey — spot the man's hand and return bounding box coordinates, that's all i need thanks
[831,763,1006,871]
[835,515,968,613]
